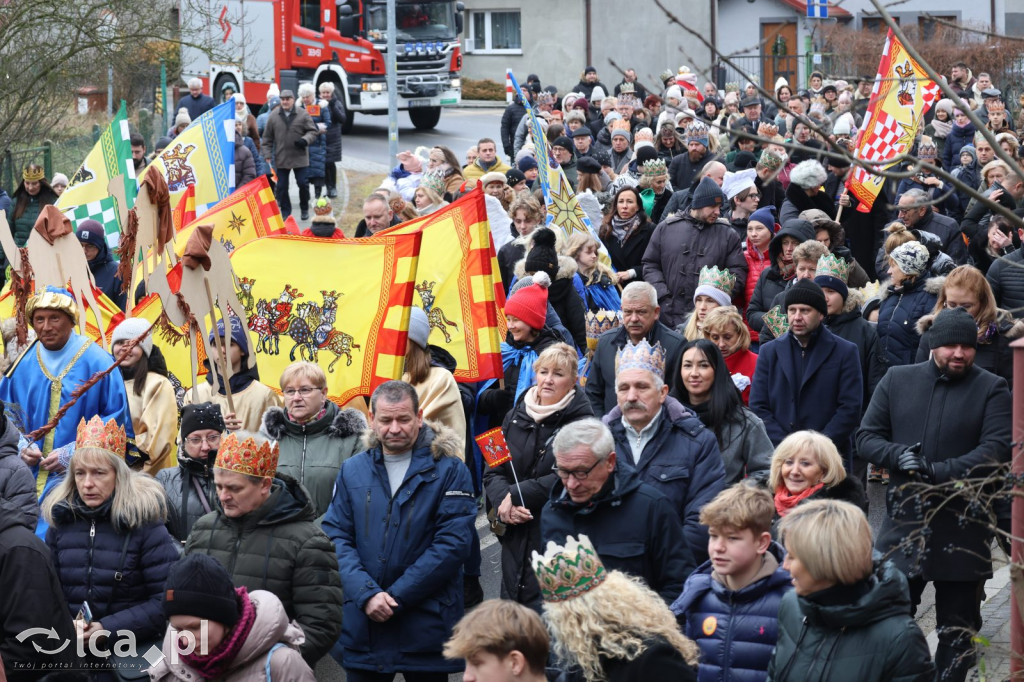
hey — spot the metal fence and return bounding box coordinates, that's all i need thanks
[713,53,855,92]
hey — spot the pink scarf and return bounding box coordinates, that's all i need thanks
[181,587,256,680]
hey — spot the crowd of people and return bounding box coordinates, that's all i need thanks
[0,57,1018,682]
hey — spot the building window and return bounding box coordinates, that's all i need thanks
[467,10,521,54]
[861,15,898,33]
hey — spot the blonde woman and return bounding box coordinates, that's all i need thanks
[565,232,621,312]
[44,417,180,670]
[769,500,934,681]
[534,535,699,681]
[768,430,865,529]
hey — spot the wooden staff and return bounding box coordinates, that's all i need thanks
[204,278,235,414]
[835,188,848,222]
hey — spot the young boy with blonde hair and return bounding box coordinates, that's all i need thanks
[671,482,792,681]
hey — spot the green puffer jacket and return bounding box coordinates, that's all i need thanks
[261,401,366,520]
[767,560,934,682]
[184,473,343,665]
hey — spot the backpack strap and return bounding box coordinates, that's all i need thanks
[106,530,133,613]
[264,643,287,681]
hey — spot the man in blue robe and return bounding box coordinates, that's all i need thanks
[0,286,135,536]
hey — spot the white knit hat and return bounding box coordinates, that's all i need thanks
[111,317,153,356]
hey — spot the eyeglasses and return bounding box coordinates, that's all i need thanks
[283,386,323,398]
[552,460,602,481]
[185,434,222,447]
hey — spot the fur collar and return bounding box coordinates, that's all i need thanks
[916,310,1024,338]
[877,275,943,301]
[361,420,462,461]
[261,405,366,440]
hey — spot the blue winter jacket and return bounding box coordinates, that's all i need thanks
[45,495,179,640]
[671,542,793,682]
[604,396,725,565]
[941,120,977,172]
[876,276,940,367]
[322,423,476,674]
[303,100,331,180]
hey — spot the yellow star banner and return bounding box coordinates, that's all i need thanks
[377,189,505,383]
[228,231,422,404]
[175,176,283,256]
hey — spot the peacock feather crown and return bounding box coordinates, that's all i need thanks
[697,265,737,295]
[76,416,128,458]
[615,338,666,376]
[762,305,790,339]
[815,253,851,283]
[532,535,607,603]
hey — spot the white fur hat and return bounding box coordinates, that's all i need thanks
[790,159,828,190]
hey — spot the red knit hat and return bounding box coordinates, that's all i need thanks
[505,272,550,330]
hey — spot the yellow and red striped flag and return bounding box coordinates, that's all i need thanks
[172,184,197,232]
[377,189,505,383]
[846,29,941,212]
[175,176,283,255]
[228,231,422,405]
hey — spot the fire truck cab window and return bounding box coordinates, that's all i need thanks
[300,0,320,31]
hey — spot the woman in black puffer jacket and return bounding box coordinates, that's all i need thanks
[484,344,593,610]
[44,417,180,674]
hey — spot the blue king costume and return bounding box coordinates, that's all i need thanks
[0,287,135,536]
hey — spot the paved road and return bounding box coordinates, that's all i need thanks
[341,106,506,172]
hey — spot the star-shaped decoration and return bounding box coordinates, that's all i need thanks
[227,211,247,234]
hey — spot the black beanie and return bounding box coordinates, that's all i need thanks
[552,136,574,152]
[524,228,559,280]
[691,176,726,209]
[180,402,226,439]
[784,279,828,316]
[163,554,240,627]
[635,145,659,166]
[928,307,978,350]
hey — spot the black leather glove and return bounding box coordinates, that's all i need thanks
[294,138,308,149]
[896,443,934,481]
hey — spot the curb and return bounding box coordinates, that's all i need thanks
[457,100,507,109]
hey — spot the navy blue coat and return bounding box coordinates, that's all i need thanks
[302,99,332,181]
[87,237,126,311]
[876,276,940,368]
[604,397,725,564]
[671,543,792,682]
[322,424,476,674]
[749,325,863,455]
[541,466,696,603]
[45,497,179,640]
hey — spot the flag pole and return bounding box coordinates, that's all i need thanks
[508,460,527,508]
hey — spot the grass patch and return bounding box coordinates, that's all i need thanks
[462,78,506,101]
[335,168,388,235]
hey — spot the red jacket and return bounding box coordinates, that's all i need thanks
[744,239,772,343]
[725,349,758,405]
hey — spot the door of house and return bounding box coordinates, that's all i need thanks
[761,22,799,91]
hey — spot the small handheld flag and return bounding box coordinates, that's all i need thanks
[476,427,525,507]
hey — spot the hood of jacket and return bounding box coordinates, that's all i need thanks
[428,344,459,372]
[768,218,816,269]
[235,473,318,528]
[878,274,943,301]
[916,310,1024,339]
[549,460,645,513]
[0,497,35,535]
[514,253,579,282]
[797,559,914,630]
[261,400,366,441]
[671,541,790,615]
[360,420,463,462]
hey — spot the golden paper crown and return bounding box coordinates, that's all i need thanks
[615,338,666,376]
[815,253,851,284]
[697,265,737,295]
[22,166,45,182]
[76,416,128,458]
[26,287,78,322]
[762,305,790,339]
[214,433,280,478]
[586,310,621,351]
[532,535,607,603]
[640,159,668,178]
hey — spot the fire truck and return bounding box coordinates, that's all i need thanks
[180,0,464,131]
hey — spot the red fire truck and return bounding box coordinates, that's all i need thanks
[180,0,464,131]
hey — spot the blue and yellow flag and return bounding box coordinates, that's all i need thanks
[147,98,236,216]
[57,101,137,251]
